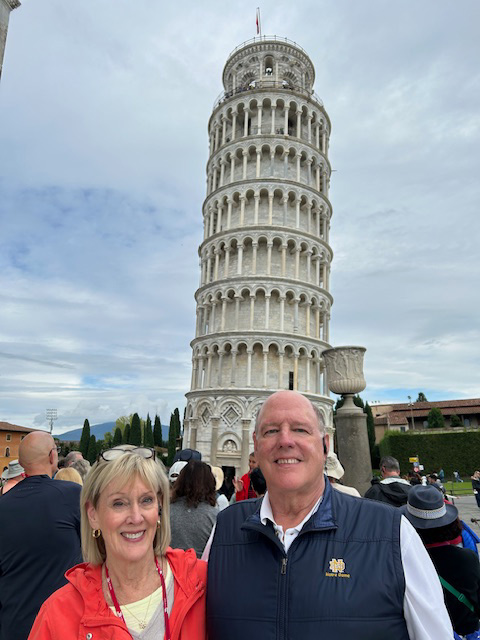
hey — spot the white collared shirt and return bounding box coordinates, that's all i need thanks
[259,491,323,552]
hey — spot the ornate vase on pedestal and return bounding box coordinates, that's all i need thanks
[322,346,366,412]
[322,346,371,494]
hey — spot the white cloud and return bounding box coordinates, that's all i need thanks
[1,0,479,431]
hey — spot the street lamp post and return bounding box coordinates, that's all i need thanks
[46,409,57,434]
[407,396,415,431]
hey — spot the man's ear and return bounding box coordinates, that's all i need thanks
[253,430,258,455]
[86,501,99,530]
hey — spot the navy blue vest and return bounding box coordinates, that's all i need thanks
[207,479,410,640]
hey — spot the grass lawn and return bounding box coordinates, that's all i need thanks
[444,481,473,496]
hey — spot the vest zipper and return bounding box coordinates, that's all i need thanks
[278,556,288,640]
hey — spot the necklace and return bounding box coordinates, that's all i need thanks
[121,590,154,630]
[105,558,171,640]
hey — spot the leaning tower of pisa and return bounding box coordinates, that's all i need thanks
[184,36,334,473]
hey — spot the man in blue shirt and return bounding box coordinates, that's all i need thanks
[0,431,82,640]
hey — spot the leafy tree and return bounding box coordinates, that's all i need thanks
[103,431,113,448]
[334,394,364,413]
[116,415,133,431]
[123,424,131,445]
[79,419,90,458]
[95,439,104,457]
[450,414,462,428]
[416,392,428,403]
[427,407,445,429]
[86,434,97,465]
[130,413,142,446]
[113,427,123,446]
[153,415,163,448]
[144,414,154,448]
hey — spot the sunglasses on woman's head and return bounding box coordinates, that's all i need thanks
[98,447,156,462]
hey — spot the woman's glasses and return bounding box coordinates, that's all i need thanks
[98,447,156,462]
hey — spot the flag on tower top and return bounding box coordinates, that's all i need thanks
[256,8,261,36]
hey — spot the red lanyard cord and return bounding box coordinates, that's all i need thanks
[105,558,171,640]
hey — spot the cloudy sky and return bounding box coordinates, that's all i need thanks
[1,0,479,434]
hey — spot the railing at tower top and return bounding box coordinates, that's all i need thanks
[213,79,324,111]
[226,35,311,61]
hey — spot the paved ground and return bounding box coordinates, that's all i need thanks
[451,492,480,534]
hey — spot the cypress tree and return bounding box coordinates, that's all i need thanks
[166,412,177,467]
[144,414,154,448]
[130,413,142,446]
[153,415,163,447]
[123,424,131,444]
[173,408,182,443]
[86,434,97,465]
[113,427,123,446]
[365,402,376,456]
[79,419,90,458]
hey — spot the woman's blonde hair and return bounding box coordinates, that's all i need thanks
[80,446,170,564]
[55,467,83,485]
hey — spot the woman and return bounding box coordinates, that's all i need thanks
[54,467,83,485]
[170,461,218,558]
[402,484,480,639]
[28,445,207,639]
[232,451,258,501]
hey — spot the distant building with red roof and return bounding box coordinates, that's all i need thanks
[0,422,44,470]
[371,398,480,443]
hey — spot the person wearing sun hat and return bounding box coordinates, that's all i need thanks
[0,459,25,495]
[325,452,361,497]
[402,484,480,639]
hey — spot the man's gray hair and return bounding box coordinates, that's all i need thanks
[65,451,83,466]
[380,456,400,473]
[71,458,91,481]
[255,394,326,436]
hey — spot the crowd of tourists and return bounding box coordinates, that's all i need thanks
[1,390,479,639]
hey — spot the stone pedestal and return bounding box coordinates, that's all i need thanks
[335,403,372,496]
[323,346,372,495]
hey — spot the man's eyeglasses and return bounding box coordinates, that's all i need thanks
[50,446,61,455]
[98,447,156,462]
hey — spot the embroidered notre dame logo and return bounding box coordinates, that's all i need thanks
[329,558,346,573]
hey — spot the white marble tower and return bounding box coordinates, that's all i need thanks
[184,36,334,473]
[0,0,20,80]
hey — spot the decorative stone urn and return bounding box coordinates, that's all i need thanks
[322,346,366,411]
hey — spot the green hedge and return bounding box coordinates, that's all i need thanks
[378,430,480,477]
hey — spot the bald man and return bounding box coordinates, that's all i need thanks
[206,390,453,640]
[0,431,82,640]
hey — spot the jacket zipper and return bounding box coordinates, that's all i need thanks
[169,581,205,640]
[279,556,288,640]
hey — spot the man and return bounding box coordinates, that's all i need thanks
[206,390,452,639]
[64,450,84,467]
[364,455,411,506]
[0,459,24,495]
[472,470,480,508]
[0,431,82,640]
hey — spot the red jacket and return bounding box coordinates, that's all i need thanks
[235,472,253,502]
[28,548,206,640]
